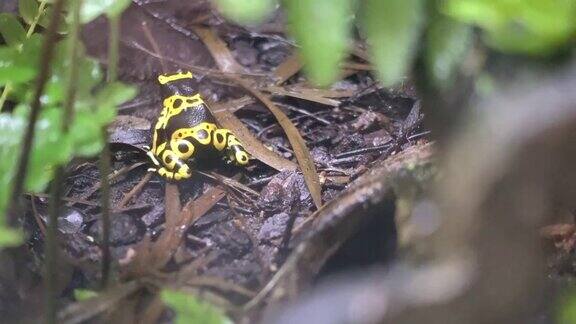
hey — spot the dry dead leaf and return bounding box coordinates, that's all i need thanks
[234,79,323,209]
[273,52,303,85]
[191,26,247,74]
[58,281,142,324]
[263,85,341,106]
[192,25,322,209]
[214,109,297,171]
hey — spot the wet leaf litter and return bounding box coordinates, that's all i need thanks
[20,1,429,322]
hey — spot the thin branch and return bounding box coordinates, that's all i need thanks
[26,0,48,38]
[46,0,81,322]
[99,13,121,289]
[37,1,68,323]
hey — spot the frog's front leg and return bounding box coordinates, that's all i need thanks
[158,149,192,181]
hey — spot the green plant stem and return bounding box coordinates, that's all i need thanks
[45,167,64,324]
[107,15,120,83]
[0,0,48,112]
[27,0,48,38]
[99,13,121,289]
[99,139,111,289]
[45,1,80,323]
[61,2,81,129]
[0,84,11,112]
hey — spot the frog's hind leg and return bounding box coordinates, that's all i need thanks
[227,143,250,166]
[212,128,250,166]
[158,149,192,181]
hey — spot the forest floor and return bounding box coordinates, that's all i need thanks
[5,1,574,323]
[6,1,432,322]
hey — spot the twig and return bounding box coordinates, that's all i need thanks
[30,194,47,237]
[118,172,153,208]
[141,21,167,73]
[72,162,147,203]
[47,167,65,324]
[227,195,268,283]
[332,141,393,159]
[0,84,11,112]
[39,2,69,323]
[26,0,48,38]
[197,171,259,198]
[99,13,121,289]
[275,102,331,125]
[278,210,298,258]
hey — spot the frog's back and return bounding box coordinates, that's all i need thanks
[157,72,219,139]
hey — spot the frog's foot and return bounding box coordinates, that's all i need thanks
[211,129,250,166]
[157,164,191,181]
[155,149,192,181]
[227,145,250,166]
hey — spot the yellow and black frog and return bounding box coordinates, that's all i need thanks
[145,71,250,181]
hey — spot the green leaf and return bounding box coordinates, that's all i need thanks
[361,0,424,86]
[74,289,98,301]
[18,0,39,25]
[214,0,277,24]
[285,0,353,87]
[443,0,576,55]
[11,106,73,191]
[0,13,26,46]
[559,289,576,324]
[161,290,232,324]
[95,82,137,112]
[38,6,68,34]
[0,227,23,246]
[425,14,472,89]
[81,0,132,23]
[94,82,136,122]
[70,83,135,156]
[0,113,25,228]
[69,113,104,156]
[0,33,136,249]
[0,35,43,86]
[45,41,103,105]
[0,66,36,85]
[0,47,36,85]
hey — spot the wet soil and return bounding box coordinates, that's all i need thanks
[2,1,429,322]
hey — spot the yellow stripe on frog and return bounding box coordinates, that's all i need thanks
[158,71,193,84]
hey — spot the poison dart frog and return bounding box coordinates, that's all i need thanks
[145,71,250,181]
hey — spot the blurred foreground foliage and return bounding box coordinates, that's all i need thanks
[161,290,232,324]
[0,0,573,321]
[559,288,576,324]
[0,0,136,245]
[0,2,231,323]
[215,0,575,87]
